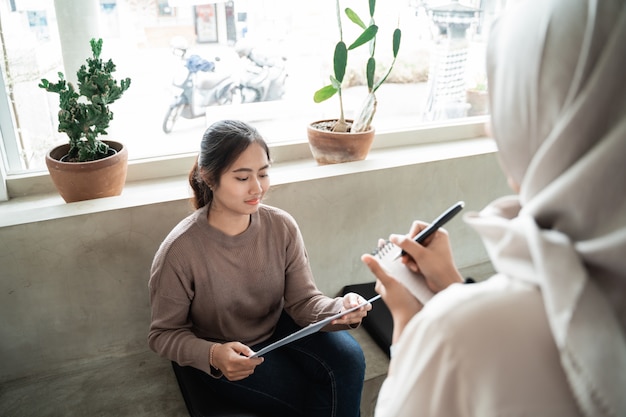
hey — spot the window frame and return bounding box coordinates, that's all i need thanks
[0,0,495,203]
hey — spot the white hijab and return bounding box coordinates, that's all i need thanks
[465,0,626,416]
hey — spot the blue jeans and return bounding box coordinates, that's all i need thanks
[200,311,365,417]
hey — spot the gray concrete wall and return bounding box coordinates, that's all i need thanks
[0,151,509,382]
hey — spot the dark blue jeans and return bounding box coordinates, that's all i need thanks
[200,312,365,417]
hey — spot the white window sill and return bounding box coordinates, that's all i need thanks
[0,120,493,228]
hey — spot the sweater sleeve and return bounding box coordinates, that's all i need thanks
[147,241,221,377]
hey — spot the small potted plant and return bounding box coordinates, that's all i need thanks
[307,0,401,164]
[39,38,131,203]
[466,72,489,117]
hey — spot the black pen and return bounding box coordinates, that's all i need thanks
[395,201,465,259]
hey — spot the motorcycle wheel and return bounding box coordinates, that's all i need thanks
[163,103,185,134]
[239,86,261,103]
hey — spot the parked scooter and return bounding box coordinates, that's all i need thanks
[162,37,240,134]
[235,41,288,104]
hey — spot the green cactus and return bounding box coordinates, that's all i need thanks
[39,38,131,162]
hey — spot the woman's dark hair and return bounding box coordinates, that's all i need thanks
[189,119,270,209]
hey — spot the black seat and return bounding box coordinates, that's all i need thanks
[342,282,392,357]
[171,362,265,417]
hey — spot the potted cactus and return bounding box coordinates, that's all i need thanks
[307,0,401,164]
[39,38,131,203]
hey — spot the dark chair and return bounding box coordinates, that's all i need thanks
[342,282,393,357]
[171,362,265,417]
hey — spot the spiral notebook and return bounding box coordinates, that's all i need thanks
[373,241,434,304]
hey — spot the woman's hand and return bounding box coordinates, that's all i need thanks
[394,221,463,293]
[331,292,372,326]
[360,222,463,342]
[211,342,264,381]
[361,253,422,343]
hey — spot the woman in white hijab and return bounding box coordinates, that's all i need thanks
[361,0,626,416]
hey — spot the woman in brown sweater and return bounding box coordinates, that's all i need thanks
[149,120,370,416]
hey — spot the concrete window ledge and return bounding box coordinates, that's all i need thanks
[0,137,496,228]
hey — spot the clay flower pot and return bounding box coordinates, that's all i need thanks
[45,140,128,203]
[306,119,375,165]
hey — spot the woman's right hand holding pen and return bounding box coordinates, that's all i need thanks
[395,220,464,293]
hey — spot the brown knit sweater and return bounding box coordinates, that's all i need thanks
[148,204,345,376]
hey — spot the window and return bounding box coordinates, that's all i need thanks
[0,0,507,183]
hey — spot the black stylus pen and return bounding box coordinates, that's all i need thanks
[395,201,465,259]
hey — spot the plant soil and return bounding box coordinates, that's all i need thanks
[311,120,354,132]
[60,148,117,163]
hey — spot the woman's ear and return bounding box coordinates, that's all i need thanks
[198,169,214,189]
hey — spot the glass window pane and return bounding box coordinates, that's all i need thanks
[0,0,503,174]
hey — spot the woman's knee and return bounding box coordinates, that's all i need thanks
[330,331,366,375]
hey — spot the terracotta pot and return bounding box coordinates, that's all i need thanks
[45,140,128,203]
[466,89,489,117]
[306,119,375,165]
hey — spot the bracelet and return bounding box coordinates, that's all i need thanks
[209,344,218,370]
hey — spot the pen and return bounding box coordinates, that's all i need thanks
[395,201,465,259]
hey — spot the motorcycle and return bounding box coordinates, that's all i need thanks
[235,42,288,104]
[162,37,240,134]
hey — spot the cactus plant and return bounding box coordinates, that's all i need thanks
[39,38,131,162]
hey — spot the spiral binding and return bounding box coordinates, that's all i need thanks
[371,240,397,257]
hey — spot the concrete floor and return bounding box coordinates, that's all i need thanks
[0,350,187,417]
[0,327,389,417]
